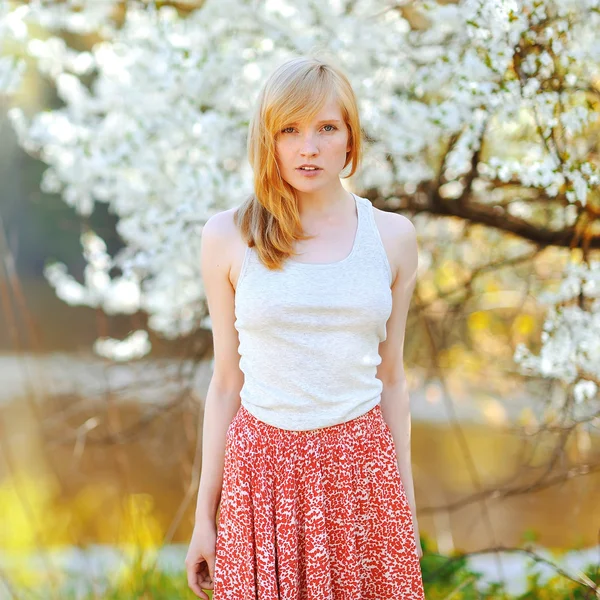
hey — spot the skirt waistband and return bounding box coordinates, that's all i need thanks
[232,402,388,439]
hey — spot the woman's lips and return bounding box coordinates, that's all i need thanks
[296,167,322,177]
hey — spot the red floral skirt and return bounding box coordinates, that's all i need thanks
[213,402,425,599]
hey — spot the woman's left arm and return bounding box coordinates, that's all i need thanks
[375,212,421,557]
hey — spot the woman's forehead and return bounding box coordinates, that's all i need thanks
[284,98,343,125]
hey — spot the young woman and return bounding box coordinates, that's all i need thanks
[185,55,425,599]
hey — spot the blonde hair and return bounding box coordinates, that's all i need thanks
[234,54,363,271]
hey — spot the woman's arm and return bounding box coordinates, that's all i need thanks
[195,381,241,523]
[380,379,420,547]
[194,210,245,523]
[375,212,421,553]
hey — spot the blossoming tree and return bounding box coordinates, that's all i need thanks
[1,0,599,408]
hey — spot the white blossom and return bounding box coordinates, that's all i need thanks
[94,330,151,362]
[574,380,598,403]
[514,261,600,388]
[0,3,27,96]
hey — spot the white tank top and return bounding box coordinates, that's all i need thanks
[234,193,393,431]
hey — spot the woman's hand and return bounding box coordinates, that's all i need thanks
[185,519,217,599]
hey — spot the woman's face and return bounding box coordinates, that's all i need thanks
[274,95,351,191]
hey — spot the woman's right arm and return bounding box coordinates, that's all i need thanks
[186,210,244,599]
[195,210,245,523]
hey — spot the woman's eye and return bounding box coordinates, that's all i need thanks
[281,125,338,134]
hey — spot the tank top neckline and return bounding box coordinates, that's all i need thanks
[285,192,362,269]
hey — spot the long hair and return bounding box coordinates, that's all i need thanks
[234,54,363,271]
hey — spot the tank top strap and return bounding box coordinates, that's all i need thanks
[355,195,393,286]
[350,192,366,252]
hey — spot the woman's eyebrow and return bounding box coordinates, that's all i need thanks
[288,119,342,125]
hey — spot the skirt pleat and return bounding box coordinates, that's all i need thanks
[213,403,425,599]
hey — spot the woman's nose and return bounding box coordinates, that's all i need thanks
[300,136,319,154]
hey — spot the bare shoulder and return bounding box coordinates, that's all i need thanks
[203,206,239,240]
[201,206,247,289]
[372,206,415,235]
[372,206,417,285]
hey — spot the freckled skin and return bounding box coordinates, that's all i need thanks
[213,404,425,599]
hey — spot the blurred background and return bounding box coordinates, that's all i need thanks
[1,0,599,598]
